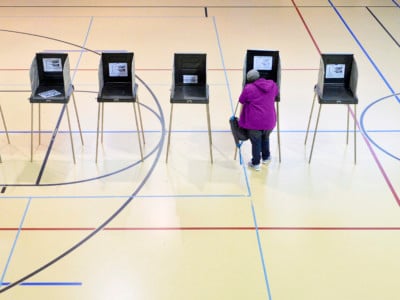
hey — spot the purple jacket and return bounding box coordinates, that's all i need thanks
[238,78,278,130]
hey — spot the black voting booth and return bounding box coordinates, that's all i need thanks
[234,49,282,162]
[29,52,84,163]
[165,53,213,163]
[305,53,358,163]
[96,52,144,163]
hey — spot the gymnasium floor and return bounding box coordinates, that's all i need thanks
[0,0,399,299]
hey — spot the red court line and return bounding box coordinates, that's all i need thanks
[291,0,321,55]
[1,226,400,231]
[291,0,400,206]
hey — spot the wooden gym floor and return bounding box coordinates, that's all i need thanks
[0,1,399,299]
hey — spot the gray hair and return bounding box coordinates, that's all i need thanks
[246,69,260,82]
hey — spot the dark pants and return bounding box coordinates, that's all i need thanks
[248,129,272,165]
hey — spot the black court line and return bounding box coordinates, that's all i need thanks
[35,105,66,185]
[0,75,166,295]
[366,6,400,48]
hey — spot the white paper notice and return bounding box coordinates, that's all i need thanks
[38,89,62,98]
[43,58,62,72]
[109,62,128,77]
[253,56,273,71]
[183,75,198,84]
[326,64,345,79]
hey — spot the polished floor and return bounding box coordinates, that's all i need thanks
[0,1,399,299]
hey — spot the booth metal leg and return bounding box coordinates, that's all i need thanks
[136,96,145,145]
[233,101,239,161]
[30,104,34,162]
[305,92,317,145]
[133,103,144,161]
[308,104,322,164]
[96,102,144,163]
[346,104,350,145]
[276,102,281,163]
[101,102,105,143]
[165,104,174,163]
[71,93,84,145]
[346,104,357,164]
[0,104,9,164]
[0,104,10,144]
[38,103,41,145]
[354,104,357,164]
[31,103,76,163]
[206,104,213,164]
[65,105,76,164]
[95,103,101,163]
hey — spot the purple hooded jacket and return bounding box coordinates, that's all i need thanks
[238,78,278,130]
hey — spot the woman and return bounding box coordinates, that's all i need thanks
[238,69,278,171]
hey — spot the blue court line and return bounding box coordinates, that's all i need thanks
[71,17,93,82]
[212,16,235,115]
[0,197,32,287]
[328,0,400,104]
[251,200,272,300]
[393,0,400,8]
[212,15,251,197]
[1,282,82,286]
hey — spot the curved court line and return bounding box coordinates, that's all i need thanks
[327,1,400,206]
[0,27,163,188]
[0,93,163,188]
[0,29,166,293]
[360,93,400,161]
[0,67,167,295]
[0,28,100,55]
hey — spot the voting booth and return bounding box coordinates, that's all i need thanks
[243,49,281,92]
[234,49,282,162]
[96,52,144,162]
[165,53,213,163]
[29,52,84,163]
[305,53,358,163]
